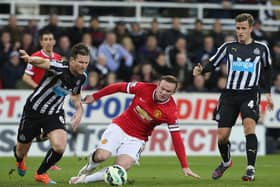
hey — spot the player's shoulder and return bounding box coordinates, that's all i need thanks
[53,52,62,60]
[253,40,270,50]
[222,41,238,48]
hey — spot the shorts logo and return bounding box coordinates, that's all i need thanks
[19,134,26,141]
[101,139,108,144]
[59,115,65,124]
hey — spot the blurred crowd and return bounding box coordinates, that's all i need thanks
[0,12,280,94]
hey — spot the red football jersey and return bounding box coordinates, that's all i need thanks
[92,82,188,168]
[24,50,62,84]
[112,82,178,141]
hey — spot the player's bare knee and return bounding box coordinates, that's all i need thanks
[94,151,111,162]
[243,118,256,135]
[115,154,134,170]
[51,143,66,154]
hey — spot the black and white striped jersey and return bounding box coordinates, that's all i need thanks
[204,40,272,91]
[25,60,87,115]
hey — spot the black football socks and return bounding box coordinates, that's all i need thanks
[37,148,63,174]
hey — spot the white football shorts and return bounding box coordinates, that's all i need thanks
[97,123,145,163]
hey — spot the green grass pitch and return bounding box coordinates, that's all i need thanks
[0,155,279,187]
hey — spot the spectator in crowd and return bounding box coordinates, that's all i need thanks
[251,19,269,45]
[113,20,130,44]
[160,17,185,49]
[23,19,39,46]
[187,19,206,62]
[20,32,36,55]
[271,73,280,94]
[88,17,105,47]
[132,62,158,83]
[0,31,13,67]
[82,33,98,69]
[40,14,64,41]
[146,18,162,44]
[166,37,187,67]
[103,72,117,87]
[195,35,216,64]
[129,22,147,51]
[91,55,110,86]
[83,70,101,90]
[138,35,161,64]
[98,31,133,74]
[2,51,25,89]
[152,52,173,77]
[211,76,227,92]
[1,14,22,47]
[121,36,135,61]
[271,41,280,75]
[209,20,226,48]
[68,16,88,45]
[186,74,208,92]
[205,63,228,90]
[54,35,71,61]
[172,52,193,91]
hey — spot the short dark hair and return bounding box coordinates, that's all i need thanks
[39,30,54,40]
[235,13,254,26]
[159,75,178,90]
[70,43,89,59]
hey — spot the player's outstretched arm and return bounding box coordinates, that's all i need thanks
[19,49,50,70]
[182,167,200,179]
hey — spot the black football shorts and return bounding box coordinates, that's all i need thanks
[213,90,260,128]
[17,109,66,143]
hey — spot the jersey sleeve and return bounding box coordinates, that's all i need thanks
[202,42,229,74]
[168,123,188,168]
[261,44,273,93]
[24,63,34,76]
[48,60,68,75]
[72,73,87,95]
[92,82,129,100]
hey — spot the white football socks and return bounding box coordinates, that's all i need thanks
[84,167,107,183]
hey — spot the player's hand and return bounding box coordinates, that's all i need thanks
[182,168,201,179]
[82,95,95,104]
[19,49,30,63]
[266,93,274,111]
[71,110,82,131]
[193,63,203,76]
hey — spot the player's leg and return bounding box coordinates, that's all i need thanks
[71,137,143,184]
[212,93,239,179]
[35,129,67,184]
[240,95,259,181]
[14,111,40,176]
[72,154,135,184]
[14,142,32,176]
[34,128,62,171]
[77,124,121,176]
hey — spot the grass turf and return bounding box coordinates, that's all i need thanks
[0,155,279,187]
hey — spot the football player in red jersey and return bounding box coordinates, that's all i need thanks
[22,30,62,88]
[22,30,62,171]
[69,75,200,184]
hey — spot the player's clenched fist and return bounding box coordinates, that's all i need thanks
[193,63,203,76]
